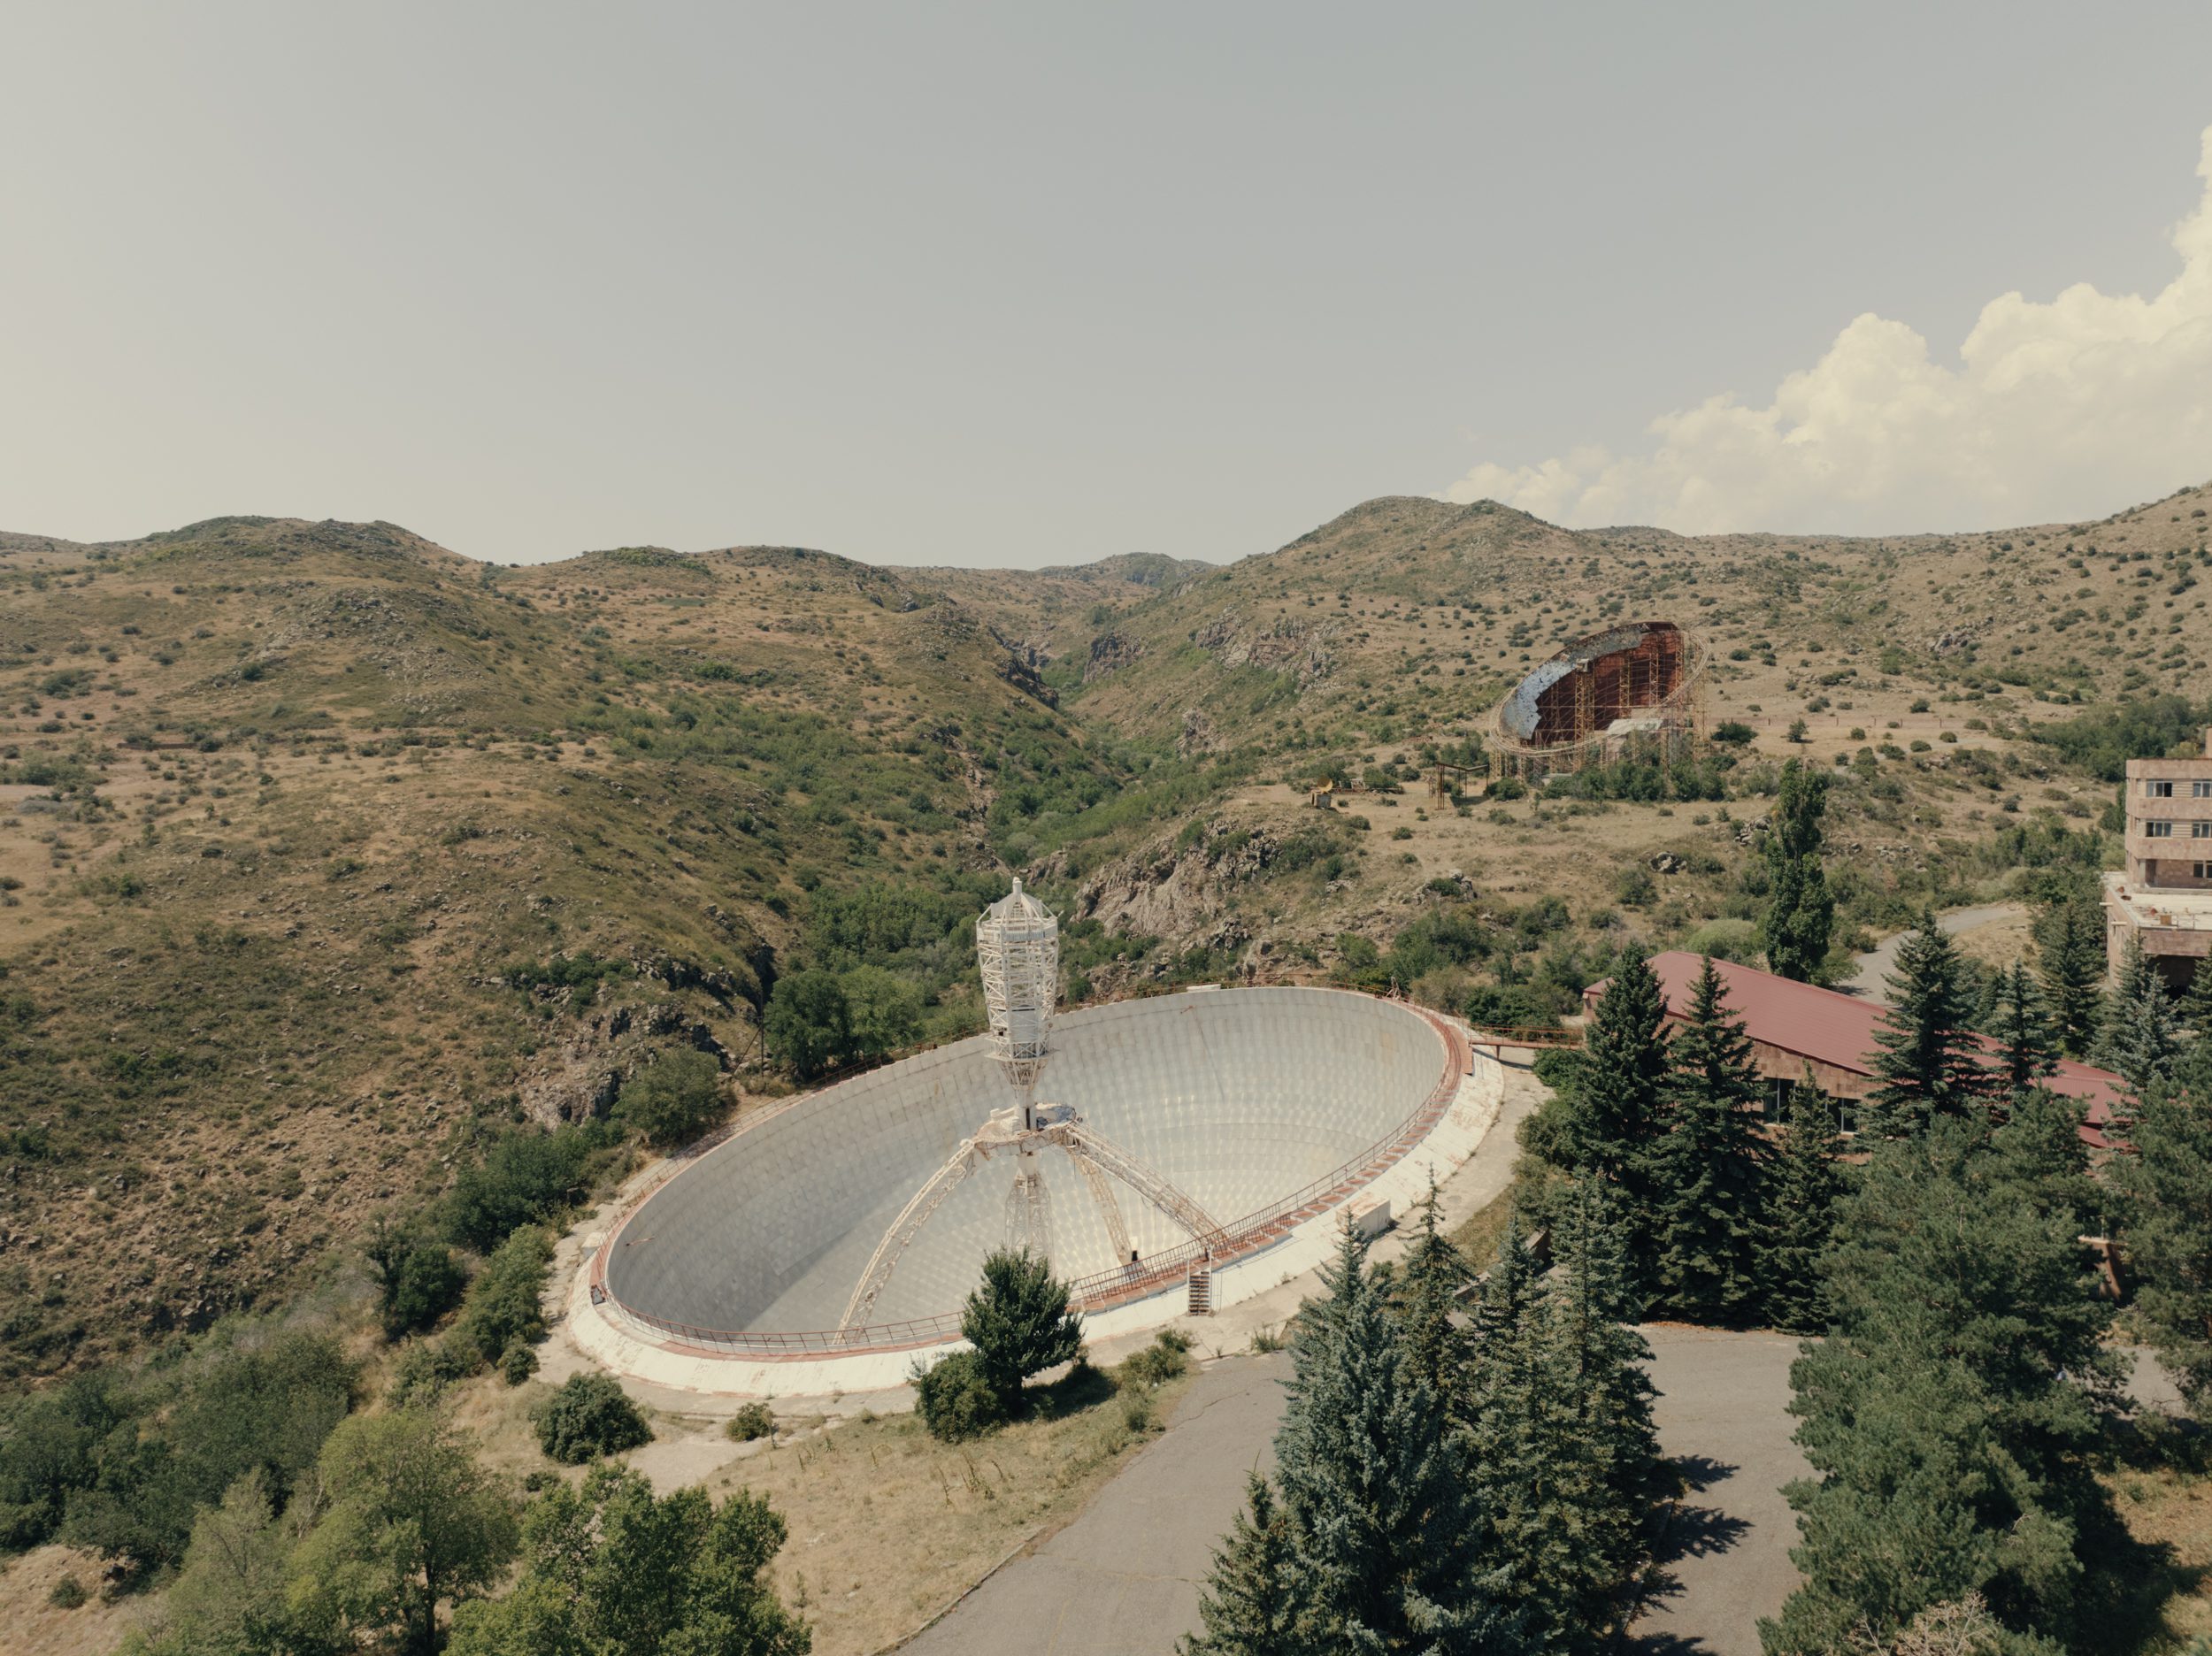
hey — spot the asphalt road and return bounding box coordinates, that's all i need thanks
[1630,1327,1809,1655]
[1837,901,2024,1000]
[899,1326,1808,1655]
[900,1351,1293,1656]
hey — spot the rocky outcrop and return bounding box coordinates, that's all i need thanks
[1085,629,1142,682]
[1190,610,1338,686]
[1074,820,1288,940]
[515,998,731,1128]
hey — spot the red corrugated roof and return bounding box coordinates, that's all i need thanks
[1586,950,2126,1140]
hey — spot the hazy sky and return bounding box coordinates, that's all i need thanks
[4,4,2210,568]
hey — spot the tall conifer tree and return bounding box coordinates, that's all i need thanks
[1180,1476,1311,1656]
[1463,1219,1555,1646]
[1267,1230,1520,1653]
[1992,962,2060,1105]
[2114,1061,2212,1422]
[1394,1178,1474,1421]
[1863,914,1988,1138]
[2098,937,2181,1103]
[2177,959,2212,1041]
[1761,759,1834,982]
[1760,1070,1847,1335]
[1767,1121,2121,1652]
[1528,951,1671,1226]
[1531,1186,1670,1649]
[2035,897,2107,1060]
[1650,956,1768,1326]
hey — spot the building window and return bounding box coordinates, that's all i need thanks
[1766,1078,1788,1120]
[2149,780,2176,797]
[2195,780,2212,798]
[2197,862,2212,879]
[2196,822,2212,839]
[2147,821,2174,837]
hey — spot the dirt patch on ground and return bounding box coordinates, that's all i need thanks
[0,1545,148,1656]
[1950,907,2038,974]
[2110,1459,2212,1649]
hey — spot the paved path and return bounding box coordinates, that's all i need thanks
[899,1325,1807,1655]
[901,1353,1293,1655]
[1837,901,2024,1000]
[1631,1327,1809,1655]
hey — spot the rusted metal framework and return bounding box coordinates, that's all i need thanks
[1487,619,1706,783]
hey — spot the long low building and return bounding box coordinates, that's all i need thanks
[1585,950,2127,1145]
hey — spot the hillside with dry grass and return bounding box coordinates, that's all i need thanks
[3,482,2209,1378]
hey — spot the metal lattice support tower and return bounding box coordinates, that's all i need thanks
[1056,1121,1230,1255]
[1066,1144,1135,1264]
[1004,1157,1053,1259]
[838,1144,978,1332]
[976,879,1059,1091]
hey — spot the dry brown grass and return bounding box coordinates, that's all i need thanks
[2108,1458,2212,1650]
[0,1545,149,1656]
[433,1352,1195,1656]
[1950,908,2039,974]
[703,1371,1194,1656]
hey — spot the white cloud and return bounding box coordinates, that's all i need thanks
[1442,124,2212,533]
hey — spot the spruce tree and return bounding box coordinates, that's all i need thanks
[1649,956,1768,1326]
[1761,759,1834,982]
[1766,1121,2121,1653]
[2178,958,2212,1041]
[1991,962,2059,1105]
[2097,938,2181,1104]
[960,1248,1084,1413]
[1760,1070,1847,1336]
[1528,1185,1670,1650]
[1863,914,1988,1138]
[1180,1475,1311,1656]
[2114,1067,2212,1421]
[2034,897,2107,1060]
[1527,949,1670,1208]
[1270,1230,1520,1653]
[1463,1219,1554,1644]
[1991,1083,2096,1239]
[1394,1177,1474,1420]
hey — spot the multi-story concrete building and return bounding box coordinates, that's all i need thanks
[2104,727,2212,991]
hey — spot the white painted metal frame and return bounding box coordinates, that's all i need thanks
[976,878,1058,1090]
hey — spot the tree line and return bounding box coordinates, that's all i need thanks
[1183,1190,1669,1654]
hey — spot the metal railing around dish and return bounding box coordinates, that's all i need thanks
[599,1006,1471,1359]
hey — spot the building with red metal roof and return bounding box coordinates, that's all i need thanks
[1584,950,2125,1145]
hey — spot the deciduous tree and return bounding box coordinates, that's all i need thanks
[1762,759,1833,981]
[288,1409,518,1656]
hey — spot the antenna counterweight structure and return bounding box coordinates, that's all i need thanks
[976,878,1058,1092]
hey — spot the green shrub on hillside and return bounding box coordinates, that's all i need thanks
[455,1226,554,1371]
[0,1329,357,1577]
[911,1350,1005,1443]
[444,1128,599,1252]
[616,1046,725,1148]
[533,1372,652,1463]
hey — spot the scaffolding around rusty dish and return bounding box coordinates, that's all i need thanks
[1487,620,1706,784]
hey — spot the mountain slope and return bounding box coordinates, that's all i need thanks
[2,479,2208,1376]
